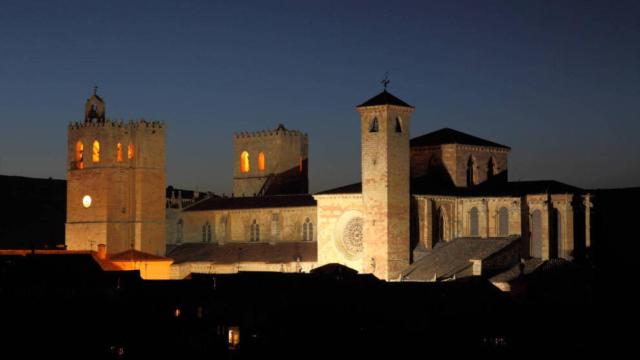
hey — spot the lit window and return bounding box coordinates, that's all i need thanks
[82,195,92,208]
[92,140,100,163]
[228,327,240,350]
[258,152,265,171]
[128,144,135,160]
[76,141,84,169]
[116,143,123,162]
[240,151,250,173]
[303,217,313,241]
[250,220,259,242]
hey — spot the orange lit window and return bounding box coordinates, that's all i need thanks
[116,143,123,162]
[299,157,303,173]
[128,143,135,160]
[228,327,240,350]
[76,141,84,169]
[258,152,265,171]
[92,140,100,163]
[240,151,250,173]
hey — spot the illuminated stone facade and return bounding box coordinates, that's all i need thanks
[65,92,166,256]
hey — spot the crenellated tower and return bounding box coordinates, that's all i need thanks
[233,124,308,197]
[65,90,166,255]
[358,89,414,280]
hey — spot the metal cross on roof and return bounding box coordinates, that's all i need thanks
[381,72,390,90]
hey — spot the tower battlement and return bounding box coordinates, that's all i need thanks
[69,119,165,131]
[234,124,307,139]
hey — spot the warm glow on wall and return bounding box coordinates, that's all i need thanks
[76,141,84,169]
[82,195,92,208]
[128,143,135,160]
[228,327,240,350]
[258,152,265,171]
[92,140,100,163]
[116,143,123,162]
[240,151,250,173]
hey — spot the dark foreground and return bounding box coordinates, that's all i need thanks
[0,254,597,359]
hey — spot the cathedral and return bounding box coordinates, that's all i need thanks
[65,88,592,281]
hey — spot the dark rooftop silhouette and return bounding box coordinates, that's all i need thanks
[410,127,511,149]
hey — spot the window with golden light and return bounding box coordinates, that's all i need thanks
[240,151,250,173]
[75,141,84,169]
[116,143,123,162]
[258,152,265,171]
[128,143,135,160]
[92,140,100,163]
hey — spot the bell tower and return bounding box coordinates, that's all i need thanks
[65,89,166,256]
[358,88,414,280]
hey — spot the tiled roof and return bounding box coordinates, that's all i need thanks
[109,249,172,262]
[357,90,414,108]
[412,179,584,197]
[402,237,519,281]
[183,194,316,211]
[315,182,362,195]
[410,128,510,149]
[166,242,317,264]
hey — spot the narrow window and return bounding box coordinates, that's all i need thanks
[220,216,227,241]
[75,141,84,169]
[116,143,123,162]
[92,140,100,163]
[303,217,313,241]
[498,207,509,236]
[469,207,479,237]
[271,213,279,238]
[395,117,403,133]
[466,156,475,187]
[369,117,379,132]
[258,152,266,171]
[240,151,250,173]
[250,220,260,242]
[128,143,135,160]
[207,222,213,243]
[176,219,184,244]
[487,157,496,179]
[299,157,303,173]
[202,221,212,243]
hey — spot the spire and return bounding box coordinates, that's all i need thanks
[84,86,106,123]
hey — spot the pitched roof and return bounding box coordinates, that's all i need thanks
[183,194,316,211]
[357,90,414,108]
[315,182,362,195]
[412,179,584,197]
[109,249,172,262]
[167,242,317,264]
[410,128,510,149]
[402,237,519,281]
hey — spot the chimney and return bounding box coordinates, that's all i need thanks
[97,244,107,260]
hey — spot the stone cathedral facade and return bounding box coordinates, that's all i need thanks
[65,88,592,281]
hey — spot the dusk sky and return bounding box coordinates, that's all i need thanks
[0,0,638,194]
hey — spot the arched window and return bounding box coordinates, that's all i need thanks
[220,216,227,241]
[299,157,303,173]
[498,207,509,236]
[550,208,561,258]
[469,207,479,237]
[303,217,313,241]
[395,117,403,133]
[92,140,100,163]
[75,141,84,169]
[202,221,212,243]
[258,152,266,171]
[116,143,123,162]
[487,157,496,179]
[433,206,445,246]
[128,143,135,160]
[466,156,475,187]
[176,219,184,244]
[530,210,542,258]
[240,151,250,173]
[250,220,260,242]
[271,213,279,238]
[369,117,379,132]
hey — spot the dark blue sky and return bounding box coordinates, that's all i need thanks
[1,0,638,193]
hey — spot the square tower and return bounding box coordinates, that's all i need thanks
[65,91,166,256]
[233,124,308,197]
[358,90,414,280]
